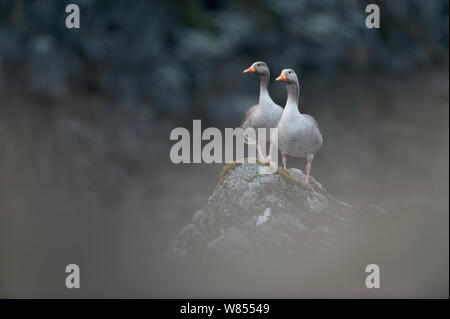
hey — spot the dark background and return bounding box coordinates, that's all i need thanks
[0,0,448,297]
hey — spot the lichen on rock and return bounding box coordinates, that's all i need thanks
[171,159,384,258]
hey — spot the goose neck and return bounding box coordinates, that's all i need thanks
[285,81,300,112]
[259,72,270,103]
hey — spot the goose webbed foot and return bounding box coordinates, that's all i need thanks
[299,179,314,191]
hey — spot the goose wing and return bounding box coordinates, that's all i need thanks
[303,114,319,129]
[240,104,259,129]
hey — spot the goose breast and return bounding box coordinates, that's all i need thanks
[275,114,322,157]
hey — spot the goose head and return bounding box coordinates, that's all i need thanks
[243,61,269,75]
[276,69,298,83]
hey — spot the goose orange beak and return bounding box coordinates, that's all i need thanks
[243,65,255,73]
[276,73,287,81]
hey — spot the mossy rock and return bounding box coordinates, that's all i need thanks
[217,158,322,193]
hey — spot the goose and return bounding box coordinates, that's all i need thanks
[272,69,322,184]
[241,61,283,161]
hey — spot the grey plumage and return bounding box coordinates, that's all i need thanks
[272,69,322,178]
[241,61,283,144]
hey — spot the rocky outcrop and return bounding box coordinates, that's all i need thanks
[171,160,385,258]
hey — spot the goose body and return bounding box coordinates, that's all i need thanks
[272,69,322,183]
[276,110,322,158]
[241,99,282,142]
[241,62,283,156]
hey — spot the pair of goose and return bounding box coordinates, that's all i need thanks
[241,61,322,184]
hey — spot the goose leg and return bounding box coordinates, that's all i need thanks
[256,143,264,161]
[269,143,276,166]
[305,157,312,184]
[282,154,287,170]
[256,144,269,163]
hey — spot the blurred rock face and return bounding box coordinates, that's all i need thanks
[0,0,448,117]
[171,161,384,258]
[0,0,448,298]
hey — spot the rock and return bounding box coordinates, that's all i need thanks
[171,159,384,258]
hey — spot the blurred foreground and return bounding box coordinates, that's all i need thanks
[0,68,448,297]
